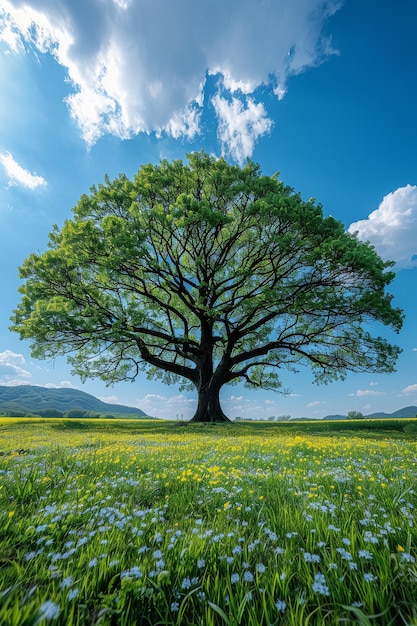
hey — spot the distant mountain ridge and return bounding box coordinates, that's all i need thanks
[0,384,147,417]
[322,406,417,420]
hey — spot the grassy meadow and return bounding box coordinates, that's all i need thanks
[0,417,416,625]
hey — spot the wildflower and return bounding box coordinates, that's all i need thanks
[244,570,254,583]
[230,573,239,584]
[364,573,378,583]
[256,563,266,573]
[275,599,286,613]
[197,558,205,568]
[336,548,353,561]
[121,566,142,579]
[60,577,73,589]
[88,558,98,568]
[77,537,88,547]
[68,588,79,601]
[358,550,373,560]
[181,577,191,590]
[303,552,320,563]
[328,524,340,532]
[36,525,47,533]
[311,572,330,596]
[400,552,415,563]
[38,600,60,620]
[170,601,180,613]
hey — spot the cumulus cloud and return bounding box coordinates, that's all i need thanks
[136,392,196,419]
[0,0,341,160]
[0,350,32,382]
[349,389,386,397]
[45,380,78,389]
[98,395,120,404]
[0,152,47,189]
[348,185,417,269]
[212,92,272,164]
[401,384,417,395]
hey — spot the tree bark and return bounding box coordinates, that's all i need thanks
[190,382,231,423]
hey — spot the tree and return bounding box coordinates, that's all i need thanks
[346,411,364,420]
[10,152,403,423]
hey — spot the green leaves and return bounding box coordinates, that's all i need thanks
[10,152,403,420]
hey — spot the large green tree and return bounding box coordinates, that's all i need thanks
[11,152,403,422]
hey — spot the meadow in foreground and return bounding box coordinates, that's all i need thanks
[0,418,416,625]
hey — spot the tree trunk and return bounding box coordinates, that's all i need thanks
[190,382,231,423]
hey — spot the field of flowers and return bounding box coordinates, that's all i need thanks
[0,418,416,625]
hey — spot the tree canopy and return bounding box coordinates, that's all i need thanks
[11,152,403,422]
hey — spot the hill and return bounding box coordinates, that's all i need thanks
[365,406,417,419]
[321,406,417,420]
[0,384,148,418]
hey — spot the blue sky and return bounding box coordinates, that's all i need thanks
[1,0,417,420]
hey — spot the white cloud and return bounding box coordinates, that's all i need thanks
[98,395,120,404]
[401,384,417,395]
[0,0,341,159]
[0,12,24,52]
[212,92,273,164]
[348,185,417,269]
[45,380,77,389]
[307,400,324,407]
[0,152,47,189]
[349,389,386,397]
[135,392,196,419]
[0,350,32,381]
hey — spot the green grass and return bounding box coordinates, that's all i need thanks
[0,418,416,625]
